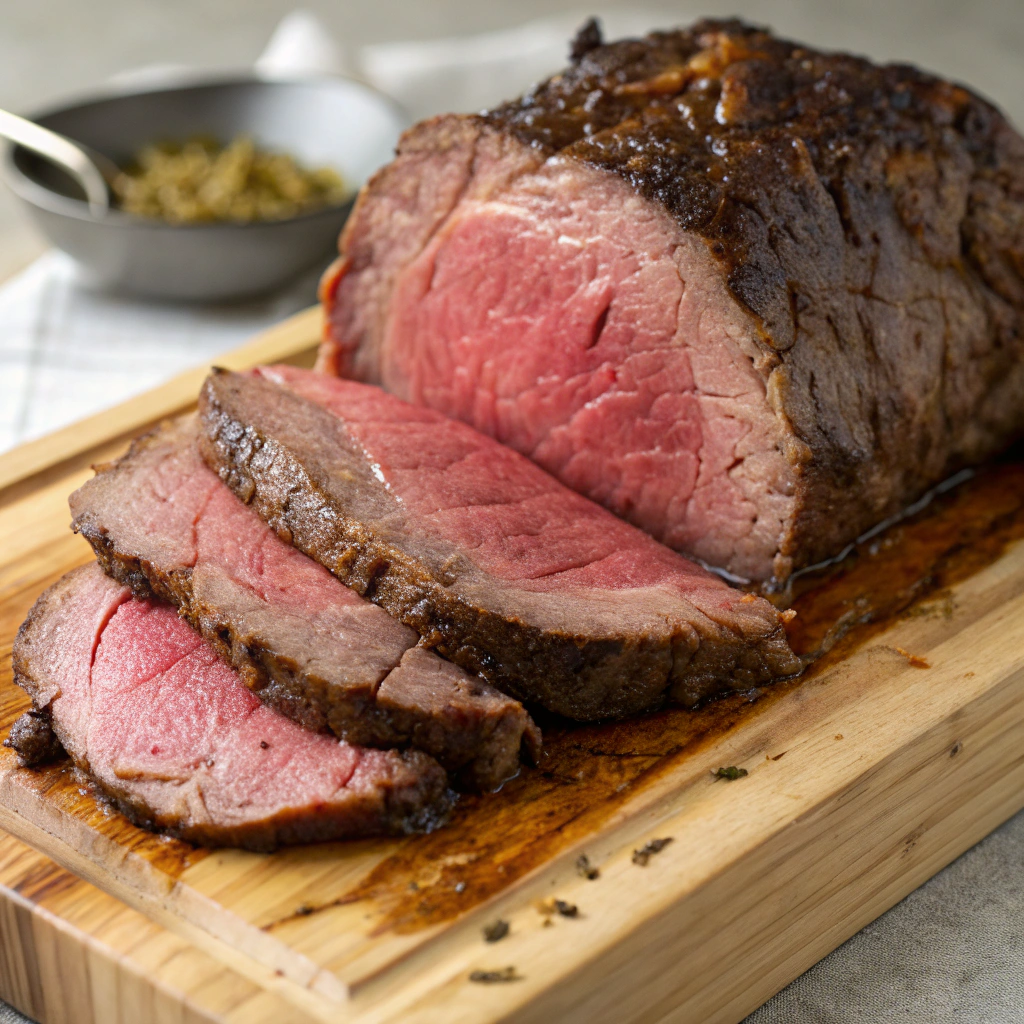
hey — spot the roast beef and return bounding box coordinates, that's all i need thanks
[198,365,799,721]
[319,18,1024,584]
[70,417,539,792]
[10,564,452,850]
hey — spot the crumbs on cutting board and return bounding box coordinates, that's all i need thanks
[483,919,509,943]
[538,897,579,919]
[470,967,521,983]
[632,837,673,865]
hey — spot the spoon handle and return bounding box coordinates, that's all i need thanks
[0,108,112,216]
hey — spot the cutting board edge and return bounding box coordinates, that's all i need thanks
[0,793,350,1023]
[0,831,322,1024]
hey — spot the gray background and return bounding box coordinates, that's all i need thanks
[0,1,1022,1021]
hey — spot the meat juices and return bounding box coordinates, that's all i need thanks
[321,19,1024,584]
[199,366,798,721]
[70,417,539,792]
[10,564,452,850]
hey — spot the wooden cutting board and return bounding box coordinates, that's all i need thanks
[1,306,1023,1024]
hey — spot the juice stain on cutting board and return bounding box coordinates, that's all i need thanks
[4,459,1024,927]
[310,456,1024,934]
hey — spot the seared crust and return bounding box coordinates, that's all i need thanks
[90,746,453,853]
[198,369,799,721]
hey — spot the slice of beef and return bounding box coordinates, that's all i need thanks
[198,365,799,721]
[69,417,538,792]
[11,563,452,850]
[319,19,1024,584]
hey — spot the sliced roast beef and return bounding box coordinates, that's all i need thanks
[69,417,538,792]
[198,365,799,721]
[319,19,1024,584]
[10,563,452,849]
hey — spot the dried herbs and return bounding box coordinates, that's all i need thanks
[113,135,348,224]
[632,837,673,865]
[470,967,521,983]
[712,766,748,780]
[539,897,579,919]
[483,919,510,943]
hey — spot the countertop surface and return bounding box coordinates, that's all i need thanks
[0,1,1022,1021]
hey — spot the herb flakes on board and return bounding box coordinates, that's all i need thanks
[632,837,673,866]
[538,897,579,919]
[470,967,521,983]
[483,919,510,943]
[713,766,748,780]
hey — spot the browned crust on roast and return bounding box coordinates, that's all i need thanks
[71,421,538,792]
[326,18,1024,582]
[82,747,454,853]
[198,370,798,721]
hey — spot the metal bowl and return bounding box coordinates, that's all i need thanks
[1,76,407,301]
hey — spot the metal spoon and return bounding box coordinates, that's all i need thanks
[0,107,119,216]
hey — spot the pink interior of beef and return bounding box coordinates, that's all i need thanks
[199,481,416,659]
[81,593,397,826]
[26,568,131,764]
[260,366,761,621]
[122,433,417,679]
[360,161,797,582]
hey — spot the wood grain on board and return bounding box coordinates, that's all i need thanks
[0,306,1022,1024]
[0,831,312,1024]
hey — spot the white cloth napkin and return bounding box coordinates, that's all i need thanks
[0,252,319,452]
